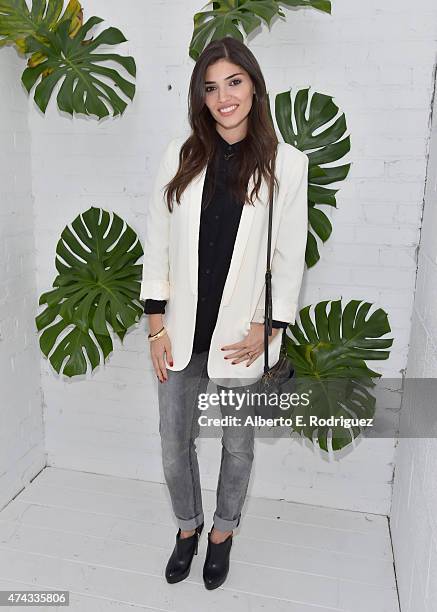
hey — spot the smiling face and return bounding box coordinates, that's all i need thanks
[203,58,255,143]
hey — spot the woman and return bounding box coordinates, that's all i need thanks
[141,37,308,590]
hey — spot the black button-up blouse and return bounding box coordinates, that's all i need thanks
[143,130,289,353]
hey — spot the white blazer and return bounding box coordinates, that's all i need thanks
[140,135,308,388]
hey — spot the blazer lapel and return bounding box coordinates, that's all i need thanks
[188,170,262,305]
[188,165,207,297]
[220,200,256,306]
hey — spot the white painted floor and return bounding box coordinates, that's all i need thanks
[0,467,399,612]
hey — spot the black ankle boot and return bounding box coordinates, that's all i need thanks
[202,527,233,590]
[165,522,204,584]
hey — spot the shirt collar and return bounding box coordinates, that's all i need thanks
[215,129,246,153]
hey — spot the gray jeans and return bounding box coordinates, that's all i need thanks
[157,350,256,531]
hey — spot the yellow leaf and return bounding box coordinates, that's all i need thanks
[69,12,83,38]
[28,51,47,68]
[64,0,83,21]
[14,38,27,53]
[41,67,54,78]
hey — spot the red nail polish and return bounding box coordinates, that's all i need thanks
[170,361,173,366]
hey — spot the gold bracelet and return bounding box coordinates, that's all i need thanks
[148,325,164,338]
[148,327,167,342]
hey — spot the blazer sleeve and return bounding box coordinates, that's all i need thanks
[139,139,178,301]
[252,151,309,326]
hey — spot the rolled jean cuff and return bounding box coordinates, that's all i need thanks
[177,510,204,531]
[213,511,241,531]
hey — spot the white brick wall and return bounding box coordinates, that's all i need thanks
[390,72,437,612]
[23,0,437,514]
[0,47,45,510]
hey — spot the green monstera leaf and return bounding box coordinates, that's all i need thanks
[290,376,377,451]
[36,207,144,377]
[281,299,393,451]
[284,299,392,379]
[274,88,351,267]
[0,0,82,50]
[189,0,331,61]
[21,15,136,118]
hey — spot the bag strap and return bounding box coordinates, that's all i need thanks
[264,183,274,373]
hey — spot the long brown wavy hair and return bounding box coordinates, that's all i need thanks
[164,36,279,212]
